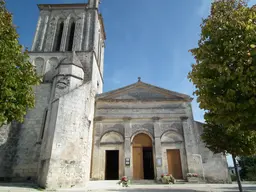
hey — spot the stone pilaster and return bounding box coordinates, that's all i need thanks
[44,16,58,52]
[91,119,103,180]
[60,18,70,51]
[83,11,92,51]
[31,15,42,51]
[39,14,49,51]
[123,117,132,178]
[181,116,198,173]
[73,13,85,51]
[152,117,162,179]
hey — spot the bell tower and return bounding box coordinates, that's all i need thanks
[27,0,106,188]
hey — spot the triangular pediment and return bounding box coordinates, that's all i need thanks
[96,81,192,102]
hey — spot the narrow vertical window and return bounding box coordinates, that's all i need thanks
[53,21,64,51]
[66,20,76,51]
[40,109,48,140]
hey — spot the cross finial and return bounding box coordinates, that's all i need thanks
[138,77,141,82]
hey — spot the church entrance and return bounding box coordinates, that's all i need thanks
[105,150,119,180]
[132,133,154,179]
[167,149,183,179]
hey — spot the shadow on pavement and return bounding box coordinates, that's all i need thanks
[0,182,42,190]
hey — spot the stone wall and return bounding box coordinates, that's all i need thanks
[37,82,95,189]
[0,123,21,179]
[11,84,51,180]
[194,121,231,183]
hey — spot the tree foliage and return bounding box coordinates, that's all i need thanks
[239,156,256,181]
[0,0,40,126]
[188,0,256,156]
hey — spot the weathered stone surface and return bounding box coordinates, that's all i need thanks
[0,1,230,188]
[91,81,230,183]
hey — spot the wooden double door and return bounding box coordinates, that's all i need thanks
[133,147,154,179]
[167,149,183,179]
[132,133,154,180]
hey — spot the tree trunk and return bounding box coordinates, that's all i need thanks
[232,154,243,192]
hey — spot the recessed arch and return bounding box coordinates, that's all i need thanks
[44,57,59,82]
[131,130,154,144]
[132,133,152,147]
[34,57,45,75]
[100,131,124,145]
[160,130,183,143]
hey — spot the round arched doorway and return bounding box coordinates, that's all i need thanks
[132,133,154,180]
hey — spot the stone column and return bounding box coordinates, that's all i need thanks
[152,117,163,179]
[91,117,103,180]
[60,18,70,51]
[181,116,198,173]
[44,16,58,52]
[39,14,49,51]
[83,11,92,51]
[123,117,132,178]
[73,13,85,51]
[31,15,42,51]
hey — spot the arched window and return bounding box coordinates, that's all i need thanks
[53,20,64,51]
[66,20,76,51]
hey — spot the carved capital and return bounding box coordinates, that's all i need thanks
[152,116,160,121]
[123,117,132,121]
[94,116,104,121]
[180,116,188,121]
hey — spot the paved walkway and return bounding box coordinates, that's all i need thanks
[0,181,255,192]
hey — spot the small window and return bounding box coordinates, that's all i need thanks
[40,109,48,140]
[53,20,64,51]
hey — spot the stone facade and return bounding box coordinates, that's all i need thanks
[90,82,230,183]
[0,0,230,189]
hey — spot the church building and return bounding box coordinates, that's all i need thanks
[0,0,230,189]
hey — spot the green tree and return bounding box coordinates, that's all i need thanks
[0,0,40,126]
[239,156,256,181]
[188,0,256,191]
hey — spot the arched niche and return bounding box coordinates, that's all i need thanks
[161,131,183,144]
[34,57,44,75]
[100,131,124,145]
[44,57,58,82]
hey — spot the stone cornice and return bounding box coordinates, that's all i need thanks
[96,98,191,102]
[38,4,88,10]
